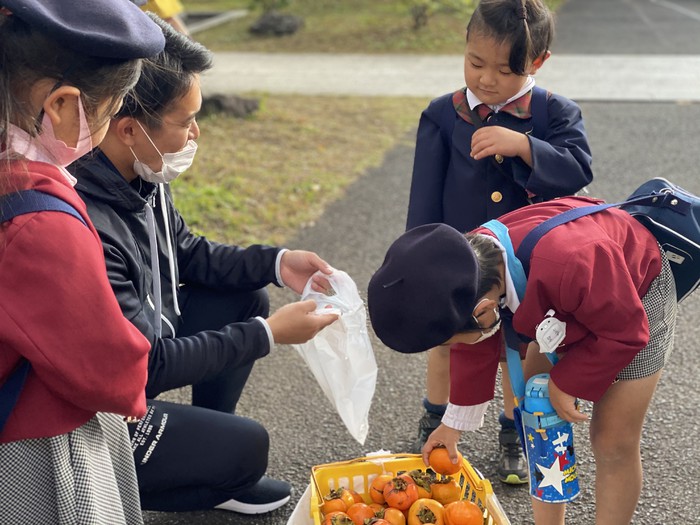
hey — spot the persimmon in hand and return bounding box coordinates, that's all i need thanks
[428,447,462,476]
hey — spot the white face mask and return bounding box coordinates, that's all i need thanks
[469,298,502,344]
[130,121,197,184]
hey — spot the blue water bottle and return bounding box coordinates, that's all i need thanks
[522,373,580,503]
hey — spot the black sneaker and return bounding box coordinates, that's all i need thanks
[410,411,443,453]
[497,427,528,485]
[215,476,292,514]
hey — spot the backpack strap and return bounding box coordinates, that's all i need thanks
[0,190,87,433]
[0,190,87,226]
[530,86,548,139]
[440,91,459,147]
[516,191,689,273]
[0,361,30,432]
[515,202,615,275]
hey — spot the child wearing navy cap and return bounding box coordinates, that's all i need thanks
[0,1,164,523]
[368,197,677,524]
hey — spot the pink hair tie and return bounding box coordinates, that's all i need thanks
[0,7,13,15]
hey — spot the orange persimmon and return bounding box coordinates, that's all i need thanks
[443,500,482,525]
[428,447,462,476]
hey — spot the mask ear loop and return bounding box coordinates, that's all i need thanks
[34,64,79,134]
[134,120,166,159]
[471,297,501,333]
[471,297,489,331]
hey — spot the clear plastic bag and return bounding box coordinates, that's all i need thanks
[292,270,377,444]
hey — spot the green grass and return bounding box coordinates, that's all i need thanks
[173,94,429,246]
[186,0,563,54]
[185,0,248,10]
[190,1,473,54]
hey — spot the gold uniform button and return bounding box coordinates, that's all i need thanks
[495,154,504,163]
[491,191,503,203]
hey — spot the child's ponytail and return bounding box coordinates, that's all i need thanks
[510,0,533,76]
[467,0,554,75]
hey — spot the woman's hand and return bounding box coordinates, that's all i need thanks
[266,300,339,345]
[279,250,334,295]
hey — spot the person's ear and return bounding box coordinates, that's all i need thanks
[472,297,498,318]
[113,117,139,148]
[42,85,82,147]
[529,50,551,74]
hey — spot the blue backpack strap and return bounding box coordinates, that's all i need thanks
[481,220,530,403]
[0,190,87,226]
[0,361,31,432]
[530,86,548,139]
[515,190,684,275]
[0,189,87,432]
[440,91,459,147]
[515,202,618,275]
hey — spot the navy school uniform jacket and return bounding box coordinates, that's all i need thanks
[406,88,593,234]
[72,151,281,399]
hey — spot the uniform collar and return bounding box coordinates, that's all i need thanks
[454,77,537,125]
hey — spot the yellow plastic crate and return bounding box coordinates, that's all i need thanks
[310,453,510,525]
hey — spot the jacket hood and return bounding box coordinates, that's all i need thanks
[70,150,157,212]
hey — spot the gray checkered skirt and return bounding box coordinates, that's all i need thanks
[0,413,143,525]
[618,248,677,381]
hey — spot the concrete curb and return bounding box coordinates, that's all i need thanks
[187,10,248,35]
[202,52,700,102]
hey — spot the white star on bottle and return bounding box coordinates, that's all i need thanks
[536,456,566,495]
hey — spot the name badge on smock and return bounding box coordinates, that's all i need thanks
[536,309,566,354]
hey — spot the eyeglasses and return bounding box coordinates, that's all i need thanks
[462,310,501,333]
[463,311,501,334]
[461,295,505,333]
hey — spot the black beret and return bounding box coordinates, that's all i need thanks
[368,223,480,354]
[1,0,165,59]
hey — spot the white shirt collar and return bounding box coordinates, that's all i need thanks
[466,76,536,113]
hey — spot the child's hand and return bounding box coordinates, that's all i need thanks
[471,126,532,166]
[421,423,462,466]
[549,377,588,423]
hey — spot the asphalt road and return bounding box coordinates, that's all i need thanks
[145,1,700,523]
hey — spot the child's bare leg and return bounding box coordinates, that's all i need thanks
[531,499,566,525]
[522,343,553,379]
[426,345,450,404]
[590,371,661,524]
[497,361,528,484]
[500,361,516,417]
